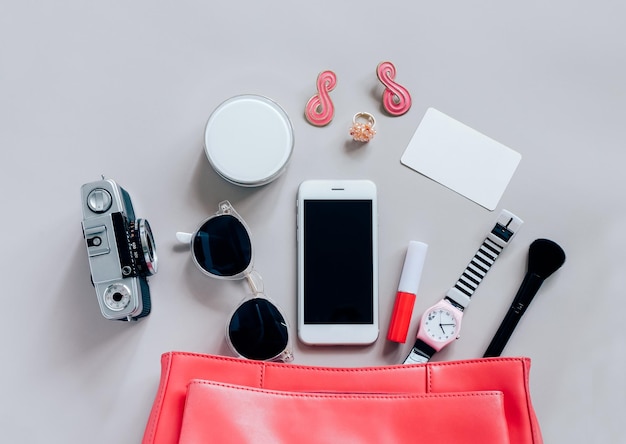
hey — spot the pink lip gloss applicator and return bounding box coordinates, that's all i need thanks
[387,241,428,343]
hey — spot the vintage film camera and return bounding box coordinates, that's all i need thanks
[80,178,157,321]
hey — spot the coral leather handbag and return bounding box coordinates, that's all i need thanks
[142,352,543,444]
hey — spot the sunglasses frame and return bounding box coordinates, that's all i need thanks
[177,200,293,363]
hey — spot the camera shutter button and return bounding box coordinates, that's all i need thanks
[87,188,113,213]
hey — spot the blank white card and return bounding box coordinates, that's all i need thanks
[400,108,521,211]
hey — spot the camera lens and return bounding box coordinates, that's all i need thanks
[132,218,158,275]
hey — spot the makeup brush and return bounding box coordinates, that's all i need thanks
[483,238,566,357]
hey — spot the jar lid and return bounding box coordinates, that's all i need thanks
[204,95,294,186]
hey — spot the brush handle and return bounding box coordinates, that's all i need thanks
[483,272,543,357]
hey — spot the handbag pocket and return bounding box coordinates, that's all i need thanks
[178,379,510,444]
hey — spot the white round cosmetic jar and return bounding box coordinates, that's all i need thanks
[204,95,294,187]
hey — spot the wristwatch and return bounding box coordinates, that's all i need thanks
[404,210,523,364]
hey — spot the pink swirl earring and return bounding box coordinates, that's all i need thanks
[305,70,337,126]
[376,61,412,116]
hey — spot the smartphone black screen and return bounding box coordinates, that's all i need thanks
[303,200,374,324]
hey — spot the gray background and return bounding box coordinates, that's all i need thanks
[1,1,623,442]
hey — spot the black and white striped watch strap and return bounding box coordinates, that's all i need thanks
[444,210,523,311]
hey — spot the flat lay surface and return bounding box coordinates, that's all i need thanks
[1,1,624,443]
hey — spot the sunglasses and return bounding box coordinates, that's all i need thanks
[176,201,293,362]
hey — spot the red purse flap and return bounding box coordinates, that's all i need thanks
[178,380,510,444]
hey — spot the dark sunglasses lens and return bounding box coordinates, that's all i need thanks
[193,215,252,276]
[228,299,289,361]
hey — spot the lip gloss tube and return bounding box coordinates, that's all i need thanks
[387,241,428,343]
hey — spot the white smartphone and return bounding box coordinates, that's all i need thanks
[296,180,379,345]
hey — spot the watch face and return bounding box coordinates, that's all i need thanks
[424,307,458,342]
